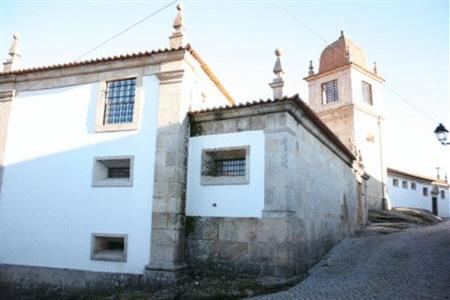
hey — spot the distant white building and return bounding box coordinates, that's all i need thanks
[387,168,450,217]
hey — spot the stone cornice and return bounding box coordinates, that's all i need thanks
[303,62,385,83]
[155,69,185,85]
[0,90,15,102]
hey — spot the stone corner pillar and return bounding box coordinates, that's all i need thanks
[0,89,15,194]
[144,69,190,287]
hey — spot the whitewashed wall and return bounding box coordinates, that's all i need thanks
[186,131,265,218]
[0,76,160,274]
[387,175,450,218]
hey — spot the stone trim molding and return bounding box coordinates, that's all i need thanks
[304,62,385,83]
[155,69,184,85]
[0,90,15,102]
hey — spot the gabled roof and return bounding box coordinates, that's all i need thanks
[190,94,355,161]
[0,44,234,105]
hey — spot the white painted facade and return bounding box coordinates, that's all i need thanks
[387,171,450,218]
[0,76,160,274]
[186,131,265,218]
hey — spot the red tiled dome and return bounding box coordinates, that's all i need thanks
[319,32,367,74]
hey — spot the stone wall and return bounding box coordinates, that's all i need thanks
[187,101,361,279]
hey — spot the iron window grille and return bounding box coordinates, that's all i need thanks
[402,180,408,189]
[103,78,136,125]
[362,81,373,105]
[322,79,339,103]
[411,182,416,190]
[393,178,398,187]
[214,158,246,177]
[107,167,130,179]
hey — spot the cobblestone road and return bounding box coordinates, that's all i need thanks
[255,221,450,300]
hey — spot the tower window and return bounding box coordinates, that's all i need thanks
[362,81,373,105]
[321,80,339,103]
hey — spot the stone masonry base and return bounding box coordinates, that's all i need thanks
[0,264,142,297]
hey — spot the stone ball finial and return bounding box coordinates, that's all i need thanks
[176,3,183,11]
[275,48,283,57]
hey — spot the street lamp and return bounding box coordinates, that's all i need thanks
[434,123,449,145]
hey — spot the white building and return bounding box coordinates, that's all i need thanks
[0,5,398,296]
[387,168,450,217]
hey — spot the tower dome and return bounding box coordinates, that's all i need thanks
[319,31,367,74]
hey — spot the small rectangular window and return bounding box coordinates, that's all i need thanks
[92,156,134,187]
[91,234,127,262]
[402,180,408,189]
[321,80,339,103]
[441,190,445,199]
[423,187,428,196]
[411,182,416,190]
[362,81,373,105]
[393,179,398,187]
[201,146,249,185]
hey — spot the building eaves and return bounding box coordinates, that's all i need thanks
[189,94,355,161]
[0,44,235,105]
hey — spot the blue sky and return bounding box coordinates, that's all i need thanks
[1,0,449,178]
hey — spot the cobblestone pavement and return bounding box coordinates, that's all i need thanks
[254,221,450,300]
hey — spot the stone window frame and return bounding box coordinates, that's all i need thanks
[200,146,250,186]
[92,155,134,187]
[90,233,128,262]
[321,79,339,104]
[95,75,143,132]
[362,81,373,105]
[392,178,398,187]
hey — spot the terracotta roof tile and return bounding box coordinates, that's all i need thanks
[319,35,367,74]
[0,46,186,75]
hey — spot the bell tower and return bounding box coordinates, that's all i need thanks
[304,31,388,209]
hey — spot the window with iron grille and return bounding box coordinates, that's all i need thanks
[393,178,398,187]
[441,190,445,199]
[423,187,428,196]
[92,156,134,187]
[104,78,136,125]
[201,147,249,185]
[321,79,339,103]
[362,81,373,105]
[214,158,246,176]
[107,167,130,179]
[411,182,416,190]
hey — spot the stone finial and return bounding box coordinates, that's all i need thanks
[3,33,21,72]
[273,48,284,77]
[340,30,344,38]
[308,60,315,76]
[269,48,285,99]
[373,62,378,75]
[173,3,184,31]
[169,3,186,48]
